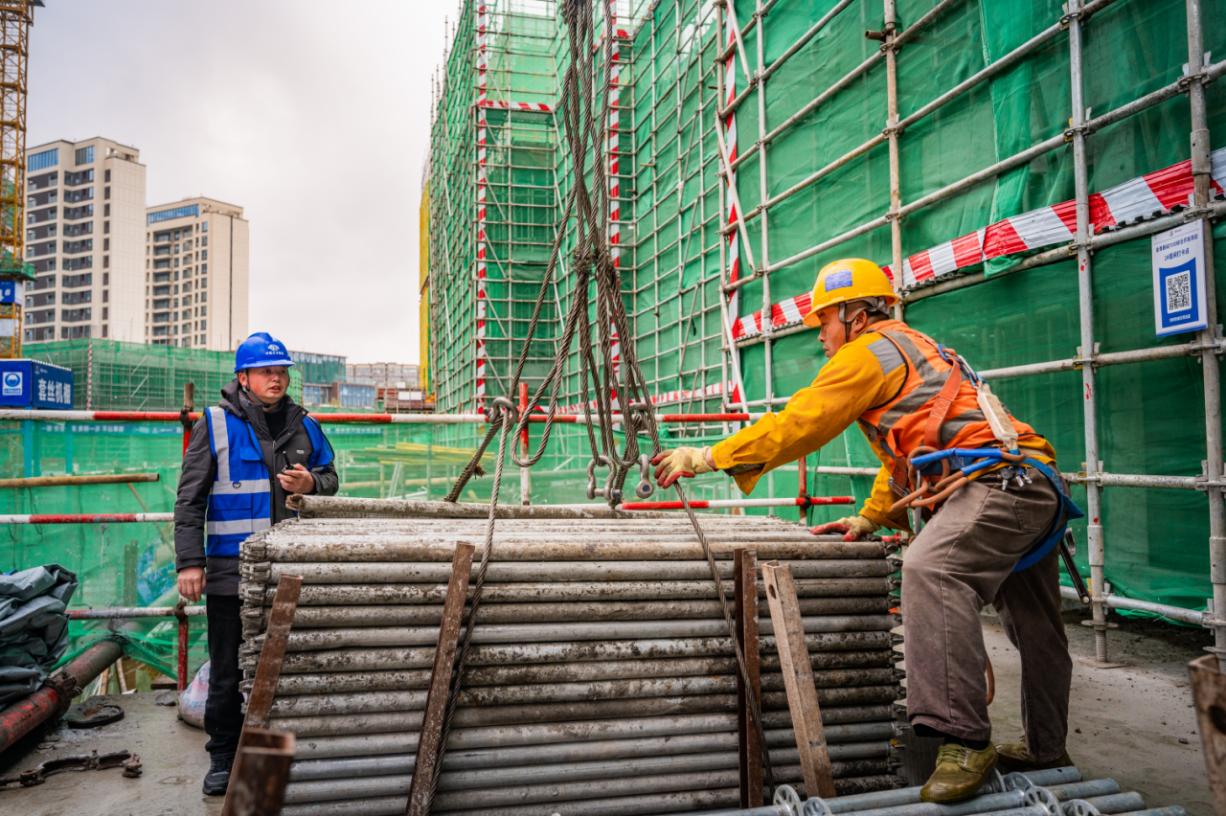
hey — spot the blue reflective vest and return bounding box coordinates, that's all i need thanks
[203,406,331,558]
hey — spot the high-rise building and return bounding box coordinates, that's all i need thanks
[22,137,147,343]
[347,362,420,389]
[145,197,248,350]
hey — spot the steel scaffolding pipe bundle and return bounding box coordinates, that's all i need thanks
[239,514,905,815]
[687,766,1190,816]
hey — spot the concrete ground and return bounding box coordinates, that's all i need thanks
[0,692,221,816]
[985,610,1213,815]
[0,612,1213,815]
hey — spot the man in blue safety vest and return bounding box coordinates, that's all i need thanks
[174,332,338,795]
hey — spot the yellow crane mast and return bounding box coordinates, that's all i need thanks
[0,0,38,359]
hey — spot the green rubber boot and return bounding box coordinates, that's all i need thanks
[995,741,1073,774]
[920,743,998,804]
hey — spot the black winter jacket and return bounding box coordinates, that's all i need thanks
[174,379,339,595]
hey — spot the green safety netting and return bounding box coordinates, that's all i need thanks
[4,0,1224,680]
[419,0,1226,627]
[0,410,748,676]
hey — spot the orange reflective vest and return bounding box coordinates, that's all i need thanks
[857,323,1051,497]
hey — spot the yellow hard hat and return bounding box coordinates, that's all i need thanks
[802,258,898,327]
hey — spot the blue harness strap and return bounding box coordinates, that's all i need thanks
[1014,457,1084,571]
[910,447,1084,572]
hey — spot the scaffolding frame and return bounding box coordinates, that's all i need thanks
[426,0,1226,657]
[429,0,562,415]
[698,0,1226,663]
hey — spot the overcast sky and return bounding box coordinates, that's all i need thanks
[28,0,454,363]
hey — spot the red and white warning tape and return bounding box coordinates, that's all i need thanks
[720,7,742,321]
[731,147,1226,340]
[479,100,553,112]
[551,380,744,416]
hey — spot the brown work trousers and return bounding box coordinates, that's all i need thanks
[901,471,1071,760]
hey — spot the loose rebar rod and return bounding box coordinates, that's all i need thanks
[265,652,894,695]
[288,742,891,787]
[0,472,159,488]
[268,671,901,717]
[253,560,895,585]
[280,777,903,816]
[249,536,886,564]
[267,686,902,731]
[243,578,897,607]
[271,704,897,744]
[268,617,897,652]
[292,721,898,763]
[261,634,898,676]
[244,597,892,630]
[67,604,205,619]
[283,761,893,808]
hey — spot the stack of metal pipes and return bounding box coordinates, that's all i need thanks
[239,512,905,816]
[693,766,1189,816]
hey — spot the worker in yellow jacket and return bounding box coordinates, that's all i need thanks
[654,258,1077,803]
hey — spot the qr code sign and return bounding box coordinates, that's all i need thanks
[1166,270,1192,313]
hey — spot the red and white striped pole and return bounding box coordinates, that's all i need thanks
[474,2,490,411]
[0,409,760,424]
[0,512,174,524]
[617,496,854,512]
[0,498,857,523]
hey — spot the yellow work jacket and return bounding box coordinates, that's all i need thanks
[710,319,1053,531]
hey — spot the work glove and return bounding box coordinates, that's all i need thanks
[652,447,714,488]
[811,515,878,542]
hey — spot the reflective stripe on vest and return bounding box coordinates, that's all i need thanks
[857,326,1037,492]
[205,406,272,558]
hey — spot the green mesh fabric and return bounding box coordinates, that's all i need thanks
[6,1,1224,677]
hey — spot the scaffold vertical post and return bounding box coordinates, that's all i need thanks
[1185,0,1226,669]
[884,0,904,321]
[1067,0,1109,663]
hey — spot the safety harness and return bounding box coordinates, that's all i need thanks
[883,341,1084,572]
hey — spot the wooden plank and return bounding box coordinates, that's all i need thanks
[734,548,763,808]
[762,561,836,798]
[221,574,302,816]
[223,727,296,816]
[407,541,477,816]
[1189,654,1226,814]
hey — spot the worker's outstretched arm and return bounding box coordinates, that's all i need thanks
[812,465,911,540]
[706,340,896,494]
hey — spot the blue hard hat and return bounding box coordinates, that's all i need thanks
[234,332,295,373]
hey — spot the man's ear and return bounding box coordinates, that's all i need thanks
[237,371,248,388]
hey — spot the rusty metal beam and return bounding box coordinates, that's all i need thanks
[407,542,475,816]
[222,574,302,816]
[735,548,764,807]
[223,727,296,816]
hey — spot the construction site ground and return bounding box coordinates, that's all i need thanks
[0,611,1211,816]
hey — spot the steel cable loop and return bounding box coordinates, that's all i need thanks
[428,398,516,805]
[435,0,777,800]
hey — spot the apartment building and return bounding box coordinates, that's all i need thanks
[347,362,420,389]
[22,137,147,343]
[145,197,248,350]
